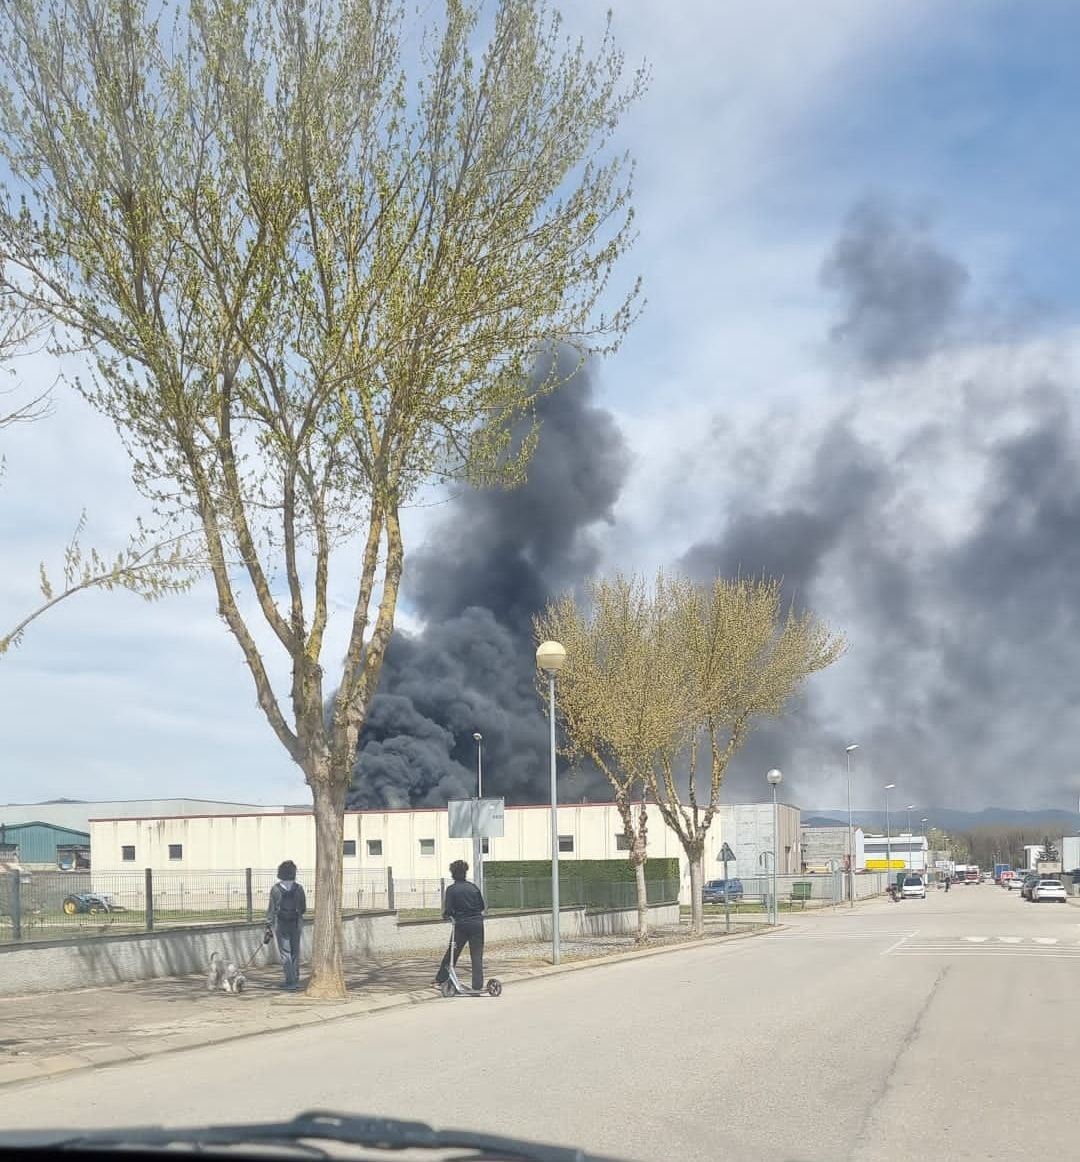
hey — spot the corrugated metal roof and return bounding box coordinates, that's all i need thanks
[0,821,91,840]
[0,800,281,832]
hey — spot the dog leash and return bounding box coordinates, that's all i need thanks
[236,934,270,972]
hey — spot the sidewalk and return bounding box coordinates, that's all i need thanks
[0,924,765,1088]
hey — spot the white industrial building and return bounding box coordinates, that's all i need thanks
[858,832,929,872]
[88,799,802,903]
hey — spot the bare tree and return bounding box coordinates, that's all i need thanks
[0,0,644,994]
[658,576,844,934]
[535,575,686,942]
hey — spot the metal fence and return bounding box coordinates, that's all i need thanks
[736,873,845,909]
[391,878,450,912]
[0,867,392,944]
[0,867,680,942]
[705,872,888,911]
[0,864,885,944]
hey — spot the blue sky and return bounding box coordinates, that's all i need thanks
[4,1,1080,811]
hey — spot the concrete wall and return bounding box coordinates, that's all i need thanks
[801,826,862,870]
[0,903,681,997]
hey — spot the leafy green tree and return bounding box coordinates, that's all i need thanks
[539,573,844,937]
[0,0,643,994]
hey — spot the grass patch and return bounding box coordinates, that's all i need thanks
[680,900,815,917]
[397,908,444,922]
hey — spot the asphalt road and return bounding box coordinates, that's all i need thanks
[1,885,1076,1162]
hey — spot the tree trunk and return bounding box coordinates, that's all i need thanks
[633,856,648,943]
[688,849,705,937]
[306,774,347,999]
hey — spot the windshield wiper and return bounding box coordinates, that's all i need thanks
[20,1110,625,1162]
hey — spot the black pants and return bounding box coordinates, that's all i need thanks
[436,919,485,991]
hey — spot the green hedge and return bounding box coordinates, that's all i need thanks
[483,858,680,911]
[484,857,680,883]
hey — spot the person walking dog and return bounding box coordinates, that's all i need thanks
[265,859,306,991]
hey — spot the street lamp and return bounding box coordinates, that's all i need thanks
[906,805,915,871]
[884,784,896,878]
[536,640,566,965]
[845,744,858,908]
[473,732,483,798]
[472,732,484,894]
[767,768,783,926]
[921,818,928,874]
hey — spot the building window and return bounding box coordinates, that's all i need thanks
[419,838,435,856]
[168,844,183,861]
[343,840,357,857]
[558,835,574,853]
[121,845,136,862]
[481,837,490,855]
[615,834,630,851]
[367,839,383,857]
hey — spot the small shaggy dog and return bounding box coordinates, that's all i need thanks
[206,951,246,994]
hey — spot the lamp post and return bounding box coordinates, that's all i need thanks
[536,640,566,965]
[473,732,484,799]
[767,769,783,925]
[906,804,915,872]
[472,732,484,894]
[921,817,928,875]
[884,784,896,879]
[845,744,858,907]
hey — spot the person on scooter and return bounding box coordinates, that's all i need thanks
[435,859,486,991]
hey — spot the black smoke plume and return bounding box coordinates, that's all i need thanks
[682,198,1080,812]
[348,349,628,808]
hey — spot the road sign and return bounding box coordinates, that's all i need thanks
[448,798,506,839]
[718,843,736,934]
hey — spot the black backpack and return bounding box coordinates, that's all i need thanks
[276,884,303,923]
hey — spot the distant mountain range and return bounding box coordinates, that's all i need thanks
[804,807,1080,833]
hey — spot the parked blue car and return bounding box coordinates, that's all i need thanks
[703,878,744,904]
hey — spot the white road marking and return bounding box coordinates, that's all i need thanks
[886,932,1080,958]
[892,949,1080,958]
[881,930,919,955]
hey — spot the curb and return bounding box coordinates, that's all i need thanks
[0,926,777,1091]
